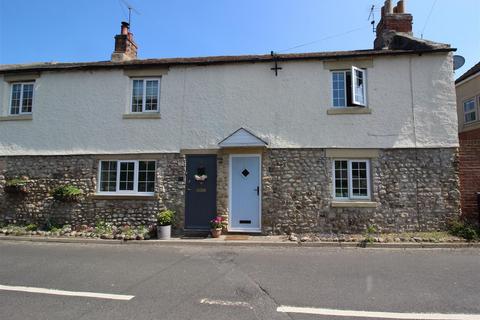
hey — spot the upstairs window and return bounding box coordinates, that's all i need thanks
[98,160,156,195]
[464,98,477,123]
[131,78,160,113]
[333,160,371,200]
[331,66,367,107]
[10,82,34,115]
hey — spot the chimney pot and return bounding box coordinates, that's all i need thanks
[397,0,405,14]
[385,0,392,14]
[121,21,129,35]
[374,0,413,49]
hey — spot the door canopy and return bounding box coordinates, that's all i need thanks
[218,128,268,148]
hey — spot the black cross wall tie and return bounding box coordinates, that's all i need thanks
[270,61,282,76]
[270,51,282,76]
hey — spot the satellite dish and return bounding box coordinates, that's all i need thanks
[453,55,465,70]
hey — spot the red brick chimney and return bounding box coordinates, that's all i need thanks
[374,0,413,49]
[111,22,138,62]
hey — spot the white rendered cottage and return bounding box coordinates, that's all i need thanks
[0,1,459,234]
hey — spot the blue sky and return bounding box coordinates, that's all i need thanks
[0,0,479,76]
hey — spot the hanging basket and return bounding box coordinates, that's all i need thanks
[4,184,28,194]
[4,178,29,195]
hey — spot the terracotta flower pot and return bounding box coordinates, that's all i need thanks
[211,228,222,238]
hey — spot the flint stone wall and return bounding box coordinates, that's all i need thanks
[0,148,460,234]
[261,148,460,234]
[0,155,185,228]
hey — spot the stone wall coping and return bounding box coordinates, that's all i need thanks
[326,107,372,115]
[331,201,378,208]
[122,113,161,119]
[0,114,33,122]
[91,194,157,200]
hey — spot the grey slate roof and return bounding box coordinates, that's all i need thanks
[0,47,454,74]
[456,61,480,84]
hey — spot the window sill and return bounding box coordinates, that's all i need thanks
[92,194,156,200]
[463,120,480,129]
[327,107,371,115]
[0,114,33,121]
[122,113,161,119]
[331,201,377,208]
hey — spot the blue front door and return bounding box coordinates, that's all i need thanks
[230,155,261,231]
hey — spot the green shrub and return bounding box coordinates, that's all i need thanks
[156,210,175,226]
[50,227,60,234]
[94,221,114,235]
[363,224,377,244]
[44,217,62,231]
[52,185,83,202]
[25,223,38,231]
[448,218,479,241]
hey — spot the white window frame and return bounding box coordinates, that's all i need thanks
[331,71,348,108]
[9,82,35,115]
[117,160,138,194]
[130,78,161,113]
[351,66,367,107]
[332,159,371,200]
[330,67,367,108]
[463,97,477,124]
[97,160,155,196]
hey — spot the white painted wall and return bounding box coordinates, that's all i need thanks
[0,53,458,155]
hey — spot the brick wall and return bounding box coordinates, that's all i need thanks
[459,127,480,222]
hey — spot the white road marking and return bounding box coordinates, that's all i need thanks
[277,305,480,320]
[0,284,134,301]
[200,298,253,309]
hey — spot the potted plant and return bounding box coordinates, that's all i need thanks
[209,216,223,238]
[4,177,29,194]
[156,210,175,240]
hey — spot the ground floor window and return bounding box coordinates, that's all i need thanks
[98,160,156,195]
[333,159,370,200]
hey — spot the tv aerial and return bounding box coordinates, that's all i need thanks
[120,0,141,28]
[368,5,376,33]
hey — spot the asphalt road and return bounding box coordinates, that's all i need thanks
[0,241,479,320]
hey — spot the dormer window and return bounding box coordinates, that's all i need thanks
[10,82,34,115]
[331,66,367,108]
[131,78,160,113]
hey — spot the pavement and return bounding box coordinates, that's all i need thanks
[1,234,480,249]
[0,241,479,320]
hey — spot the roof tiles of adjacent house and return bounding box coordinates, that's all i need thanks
[456,61,480,84]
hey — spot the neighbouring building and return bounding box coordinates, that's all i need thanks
[456,61,480,223]
[0,0,460,234]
